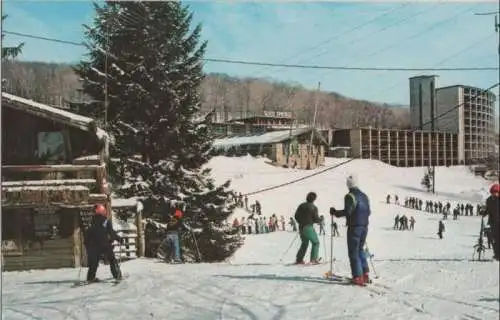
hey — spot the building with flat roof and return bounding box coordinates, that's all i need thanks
[409,75,439,132]
[409,76,496,165]
[333,127,459,167]
[435,85,496,164]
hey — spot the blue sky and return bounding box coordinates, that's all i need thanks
[2,0,499,110]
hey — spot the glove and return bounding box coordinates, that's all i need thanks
[329,207,336,215]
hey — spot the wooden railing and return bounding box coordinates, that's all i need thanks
[1,164,109,211]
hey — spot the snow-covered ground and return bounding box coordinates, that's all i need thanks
[2,156,499,320]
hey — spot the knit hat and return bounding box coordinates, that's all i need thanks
[174,209,183,219]
[346,174,358,189]
[490,183,500,195]
[95,204,107,217]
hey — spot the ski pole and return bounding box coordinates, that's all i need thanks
[365,244,379,279]
[322,232,327,262]
[279,232,299,263]
[191,228,202,262]
[329,218,335,276]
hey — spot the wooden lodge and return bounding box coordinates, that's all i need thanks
[1,92,113,271]
[211,128,328,170]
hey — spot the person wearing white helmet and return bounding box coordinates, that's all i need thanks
[330,174,372,286]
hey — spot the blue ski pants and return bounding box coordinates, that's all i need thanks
[347,226,369,278]
[165,232,181,260]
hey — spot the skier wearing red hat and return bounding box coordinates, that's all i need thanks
[158,203,191,263]
[483,183,500,260]
[84,204,123,282]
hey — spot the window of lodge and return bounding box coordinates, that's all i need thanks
[1,208,74,257]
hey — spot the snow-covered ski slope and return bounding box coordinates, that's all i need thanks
[2,156,499,320]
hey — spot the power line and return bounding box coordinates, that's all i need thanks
[243,158,356,197]
[204,58,496,71]
[4,30,497,72]
[308,1,446,66]
[317,3,484,81]
[475,11,500,16]
[368,32,498,99]
[3,30,85,47]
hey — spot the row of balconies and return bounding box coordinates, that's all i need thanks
[361,148,458,156]
[363,136,454,144]
[463,98,495,106]
[463,89,495,98]
[464,113,495,121]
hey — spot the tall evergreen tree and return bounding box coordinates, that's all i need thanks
[75,1,242,262]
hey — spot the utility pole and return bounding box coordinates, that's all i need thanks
[104,16,110,128]
[475,11,500,183]
[430,79,436,194]
[307,82,321,169]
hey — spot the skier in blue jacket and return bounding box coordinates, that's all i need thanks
[330,174,371,286]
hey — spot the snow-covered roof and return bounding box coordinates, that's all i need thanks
[1,92,108,141]
[212,128,328,149]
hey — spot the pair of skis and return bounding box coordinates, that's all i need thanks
[72,274,128,288]
[285,257,325,266]
[323,271,373,285]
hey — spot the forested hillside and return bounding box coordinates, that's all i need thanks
[1,60,410,129]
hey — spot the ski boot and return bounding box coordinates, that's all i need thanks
[351,276,366,287]
[363,272,371,284]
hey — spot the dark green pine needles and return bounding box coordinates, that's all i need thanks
[73,1,243,262]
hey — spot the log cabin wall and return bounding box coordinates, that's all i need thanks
[1,104,109,271]
[2,207,78,271]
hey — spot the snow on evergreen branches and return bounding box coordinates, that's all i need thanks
[74,1,243,262]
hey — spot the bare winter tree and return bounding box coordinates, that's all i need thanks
[2,61,410,129]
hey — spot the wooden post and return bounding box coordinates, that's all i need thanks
[306,82,321,169]
[135,209,145,257]
[72,211,81,267]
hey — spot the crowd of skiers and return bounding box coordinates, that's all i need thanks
[387,194,482,218]
[232,192,263,216]
[393,214,416,231]
[386,183,500,254]
[232,215,285,234]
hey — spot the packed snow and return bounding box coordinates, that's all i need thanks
[2,156,499,320]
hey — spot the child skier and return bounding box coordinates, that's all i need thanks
[84,204,123,282]
[409,216,415,231]
[161,205,191,263]
[289,217,297,232]
[319,215,326,235]
[331,218,339,237]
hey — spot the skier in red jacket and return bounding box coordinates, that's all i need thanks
[483,183,500,260]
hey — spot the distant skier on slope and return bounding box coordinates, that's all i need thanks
[319,215,326,235]
[288,217,297,232]
[294,192,322,265]
[330,174,372,286]
[437,220,445,239]
[84,204,123,283]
